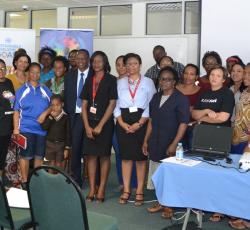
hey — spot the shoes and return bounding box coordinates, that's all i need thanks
[210,213,224,222]
[229,219,248,229]
[134,193,144,206]
[96,197,105,203]
[161,207,173,219]
[147,202,164,213]
[119,191,131,204]
[21,182,27,191]
[86,196,95,202]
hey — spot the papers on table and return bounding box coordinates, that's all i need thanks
[6,187,29,208]
[161,157,201,167]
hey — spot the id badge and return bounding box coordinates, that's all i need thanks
[129,106,138,113]
[90,106,97,114]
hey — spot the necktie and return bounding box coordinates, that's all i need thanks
[77,72,84,108]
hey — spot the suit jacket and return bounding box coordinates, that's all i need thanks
[64,68,92,115]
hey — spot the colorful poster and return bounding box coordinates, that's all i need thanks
[40,28,94,57]
[0,28,36,69]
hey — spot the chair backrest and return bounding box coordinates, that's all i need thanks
[0,180,14,229]
[27,166,89,230]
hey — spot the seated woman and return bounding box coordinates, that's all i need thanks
[144,66,189,218]
[192,66,235,223]
[229,63,250,230]
[176,64,202,149]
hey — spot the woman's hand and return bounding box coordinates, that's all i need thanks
[13,129,20,140]
[121,122,131,133]
[166,143,177,157]
[93,124,103,136]
[142,141,148,156]
[86,126,94,139]
[129,123,140,133]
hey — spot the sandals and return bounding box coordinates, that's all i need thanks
[147,202,164,213]
[161,207,173,219]
[119,192,131,204]
[229,219,248,229]
[86,195,95,202]
[134,193,144,206]
[210,213,224,222]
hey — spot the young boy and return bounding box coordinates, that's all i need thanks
[42,94,70,170]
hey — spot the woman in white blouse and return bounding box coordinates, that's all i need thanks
[114,53,156,206]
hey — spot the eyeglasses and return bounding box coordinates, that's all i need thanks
[0,67,6,71]
[160,77,174,82]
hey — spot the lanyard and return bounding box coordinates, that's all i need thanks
[128,77,141,103]
[92,75,103,104]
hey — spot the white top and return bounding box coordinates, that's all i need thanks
[75,68,89,113]
[114,75,156,118]
[159,95,170,108]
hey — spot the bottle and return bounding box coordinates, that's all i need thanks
[176,143,184,161]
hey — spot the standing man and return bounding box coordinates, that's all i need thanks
[64,49,91,187]
[145,45,184,88]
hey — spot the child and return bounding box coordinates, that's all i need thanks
[42,94,70,170]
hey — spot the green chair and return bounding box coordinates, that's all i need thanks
[0,180,33,230]
[27,166,118,230]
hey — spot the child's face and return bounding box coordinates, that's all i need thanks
[51,99,63,114]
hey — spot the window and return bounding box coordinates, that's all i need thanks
[69,7,98,36]
[185,1,199,34]
[101,5,132,36]
[5,11,29,28]
[146,2,182,35]
[32,10,57,36]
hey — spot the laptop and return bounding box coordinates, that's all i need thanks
[185,124,233,160]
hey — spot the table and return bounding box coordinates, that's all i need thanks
[152,155,250,229]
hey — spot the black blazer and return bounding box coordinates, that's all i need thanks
[64,68,92,115]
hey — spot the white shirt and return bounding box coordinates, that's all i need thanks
[114,75,156,118]
[75,68,89,113]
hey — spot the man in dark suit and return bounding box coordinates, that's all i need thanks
[64,49,91,187]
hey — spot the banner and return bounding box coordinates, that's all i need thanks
[0,28,36,69]
[40,28,94,57]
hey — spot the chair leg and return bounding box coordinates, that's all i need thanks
[1,226,4,230]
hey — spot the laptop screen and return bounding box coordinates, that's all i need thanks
[192,124,232,154]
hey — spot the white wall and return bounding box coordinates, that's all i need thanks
[201,0,250,73]
[94,35,198,76]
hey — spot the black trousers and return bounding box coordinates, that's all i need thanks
[69,113,84,187]
[0,135,11,170]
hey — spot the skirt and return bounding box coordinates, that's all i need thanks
[83,118,114,157]
[116,108,147,161]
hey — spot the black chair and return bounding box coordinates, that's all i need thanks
[27,166,118,230]
[0,180,33,230]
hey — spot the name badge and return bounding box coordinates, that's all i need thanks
[129,106,138,113]
[90,106,97,114]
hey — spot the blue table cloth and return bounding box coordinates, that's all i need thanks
[152,155,250,220]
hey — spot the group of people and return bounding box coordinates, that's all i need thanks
[0,44,250,229]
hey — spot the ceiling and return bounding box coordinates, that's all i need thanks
[0,0,163,11]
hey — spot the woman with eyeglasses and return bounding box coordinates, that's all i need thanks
[143,66,189,218]
[114,53,156,206]
[0,59,15,179]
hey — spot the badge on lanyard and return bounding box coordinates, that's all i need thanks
[128,77,141,113]
[90,75,104,114]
